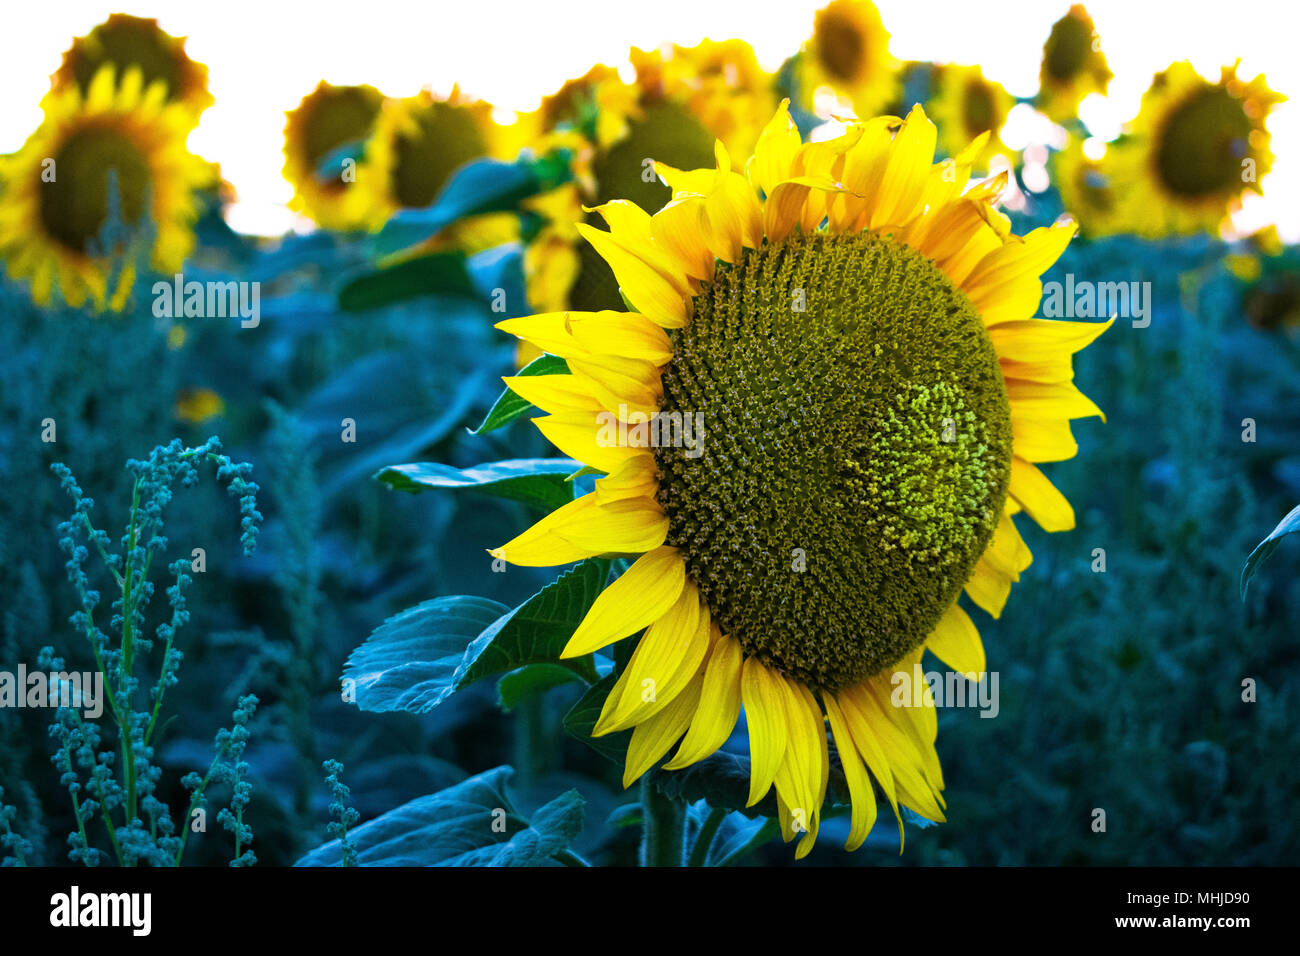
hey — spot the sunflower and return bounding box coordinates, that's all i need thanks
[1105,61,1284,238]
[798,0,899,118]
[1035,5,1111,124]
[491,102,1108,857]
[360,88,514,219]
[519,44,770,321]
[928,64,1016,172]
[630,40,777,163]
[0,65,209,311]
[282,81,386,230]
[1051,137,1125,237]
[53,13,213,121]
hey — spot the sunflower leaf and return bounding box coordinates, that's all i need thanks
[459,559,609,689]
[563,673,633,764]
[294,766,585,866]
[371,152,573,256]
[342,595,511,714]
[1241,502,1300,599]
[473,354,570,435]
[374,458,581,512]
[338,251,476,310]
[497,663,587,710]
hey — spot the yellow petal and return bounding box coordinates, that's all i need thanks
[741,657,788,807]
[593,455,659,504]
[1009,457,1075,532]
[651,198,715,282]
[989,318,1113,362]
[496,311,584,358]
[1012,415,1078,462]
[533,411,643,474]
[870,105,938,229]
[823,693,877,851]
[622,673,704,788]
[568,311,675,365]
[926,602,986,676]
[501,374,602,414]
[568,354,663,419]
[561,546,686,656]
[834,686,904,847]
[664,630,743,769]
[576,223,688,328]
[555,496,668,554]
[1008,379,1105,422]
[965,557,1011,618]
[748,99,801,197]
[594,583,709,734]
[966,222,1077,325]
[488,492,606,567]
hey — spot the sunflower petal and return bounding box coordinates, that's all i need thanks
[562,546,686,657]
[742,657,789,806]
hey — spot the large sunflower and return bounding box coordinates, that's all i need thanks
[1106,61,1283,237]
[0,65,209,311]
[282,81,386,230]
[491,102,1108,856]
[927,64,1015,172]
[798,0,899,118]
[52,13,214,121]
[1035,5,1111,124]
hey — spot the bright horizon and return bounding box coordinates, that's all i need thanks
[2,0,1296,239]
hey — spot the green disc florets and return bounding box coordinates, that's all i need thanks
[654,231,1012,690]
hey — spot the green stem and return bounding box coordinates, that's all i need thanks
[688,806,726,867]
[513,693,548,790]
[639,778,685,867]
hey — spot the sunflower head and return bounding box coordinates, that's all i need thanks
[282,81,386,230]
[1036,4,1111,123]
[1052,137,1124,237]
[929,64,1016,171]
[53,13,213,120]
[799,0,899,117]
[493,101,1108,856]
[1105,61,1285,237]
[0,65,208,311]
[357,87,510,223]
[629,40,777,162]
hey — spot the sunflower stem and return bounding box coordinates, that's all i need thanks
[639,778,685,867]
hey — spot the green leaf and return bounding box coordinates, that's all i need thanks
[338,251,476,311]
[375,458,580,512]
[458,559,609,688]
[372,152,574,256]
[294,766,585,866]
[649,751,779,818]
[473,354,570,435]
[497,663,587,710]
[343,596,509,714]
[563,673,632,764]
[1241,502,1300,599]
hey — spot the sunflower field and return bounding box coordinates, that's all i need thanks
[0,1,1297,882]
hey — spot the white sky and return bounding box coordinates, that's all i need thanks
[2,0,1296,239]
